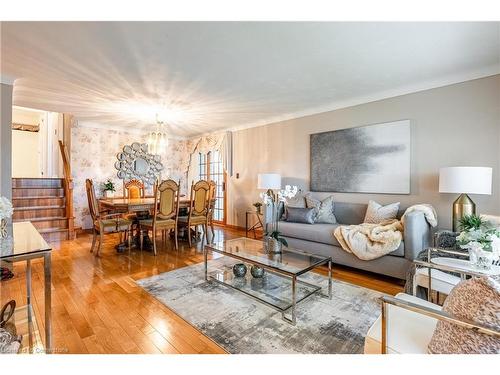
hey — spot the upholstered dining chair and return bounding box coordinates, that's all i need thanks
[85,179,132,257]
[138,179,181,255]
[123,178,145,199]
[178,180,211,247]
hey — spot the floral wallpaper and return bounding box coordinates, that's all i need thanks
[71,124,198,229]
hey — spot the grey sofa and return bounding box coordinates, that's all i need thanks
[274,200,433,280]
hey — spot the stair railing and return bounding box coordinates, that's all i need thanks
[58,140,75,239]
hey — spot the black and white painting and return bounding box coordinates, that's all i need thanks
[310,120,410,194]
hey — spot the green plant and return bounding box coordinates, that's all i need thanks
[102,179,116,192]
[458,214,486,231]
[268,230,288,247]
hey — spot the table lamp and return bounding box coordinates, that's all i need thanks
[257,173,281,191]
[439,166,492,231]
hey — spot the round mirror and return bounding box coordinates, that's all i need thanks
[123,145,133,154]
[132,142,141,151]
[117,152,126,161]
[117,170,126,179]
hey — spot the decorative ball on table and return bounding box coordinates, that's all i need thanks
[232,263,247,278]
[250,265,265,278]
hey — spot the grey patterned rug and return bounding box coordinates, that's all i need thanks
[136,259,384,354]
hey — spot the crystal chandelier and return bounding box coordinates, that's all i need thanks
[147,113,168,155]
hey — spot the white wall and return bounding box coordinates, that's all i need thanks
[225,75,500,230]
[0,83,13,201]
[12,129,41,177]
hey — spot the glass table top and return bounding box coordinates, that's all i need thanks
[206,237,330,276]
[0,222,51,259]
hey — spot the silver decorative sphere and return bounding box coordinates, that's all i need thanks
[250,265,265,278]
[232,263,247,278]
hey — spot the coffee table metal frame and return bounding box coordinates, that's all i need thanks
[204,240,332,325]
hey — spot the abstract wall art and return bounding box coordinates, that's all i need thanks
[310,120,410,194]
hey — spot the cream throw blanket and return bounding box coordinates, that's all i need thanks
[334,204,438,261]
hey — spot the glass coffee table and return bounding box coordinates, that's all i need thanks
[204,237,332,325]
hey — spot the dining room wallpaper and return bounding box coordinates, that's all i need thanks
[71,124,197,229]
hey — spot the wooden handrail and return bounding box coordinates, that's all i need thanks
[58,140,75,239]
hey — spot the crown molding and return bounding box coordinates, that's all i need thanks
[224,66,500,135]
[0,74,16,85]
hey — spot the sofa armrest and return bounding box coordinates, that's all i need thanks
[403,211,433,260]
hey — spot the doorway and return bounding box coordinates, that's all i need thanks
[198,150,226,224]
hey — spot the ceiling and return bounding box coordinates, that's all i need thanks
[1,22,499,138]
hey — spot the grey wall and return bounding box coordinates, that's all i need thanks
[0,83,13,202]
[227,75,500,230]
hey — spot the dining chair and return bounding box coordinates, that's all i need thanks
[138,179,181,255]
[123,179,145,199]
[178,180,211,247]
[85,179,132,257]
[207,180,217,239]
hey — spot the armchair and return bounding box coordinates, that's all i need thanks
[364,293,500,354]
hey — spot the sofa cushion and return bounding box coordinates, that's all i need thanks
[364,200,400,224]
[285,207,316,224]
[279,221,340,247]
[279,220,405,257]
[305,194,337,224]
[364,293,441,354]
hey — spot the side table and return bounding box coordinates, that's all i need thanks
[245,211,263,239]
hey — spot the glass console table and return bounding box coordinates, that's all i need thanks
[1,222,52,353]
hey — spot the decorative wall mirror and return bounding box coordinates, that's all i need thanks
[115,142,163,186]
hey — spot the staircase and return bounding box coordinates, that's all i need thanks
[12,177,75,242]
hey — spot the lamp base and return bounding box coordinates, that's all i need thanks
[452,193,476,232]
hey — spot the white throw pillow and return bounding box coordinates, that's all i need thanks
[364,200,400,224]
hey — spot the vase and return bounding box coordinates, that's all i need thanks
[264,236,282,254]
[105,190,114,198]
[468,247,494,270]
[0,219,7,239]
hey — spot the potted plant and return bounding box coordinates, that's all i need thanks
[0,196,13,239]
[253,202,263,215]
[260,185,297,254]
[456,214,500,270]
[102,179,116,198]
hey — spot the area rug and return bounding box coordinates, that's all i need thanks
[136,259,384,354]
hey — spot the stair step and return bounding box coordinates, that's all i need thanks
[13,207,66,220]
[14,205,65,211]
[13,217,68,230]
[12,197,65,208]
[12,178,63,189]
[12,188,65,198]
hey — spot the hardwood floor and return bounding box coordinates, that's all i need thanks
[0,226,403,354]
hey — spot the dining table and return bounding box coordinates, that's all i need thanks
[98,196,193,251]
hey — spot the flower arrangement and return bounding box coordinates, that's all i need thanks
[260,185,298,250]
[0,197,13,220]
[456,214,500,267]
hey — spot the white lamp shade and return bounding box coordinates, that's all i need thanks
[257,173,281,190]
[439,167,492,195]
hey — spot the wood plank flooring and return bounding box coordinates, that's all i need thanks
[0,226,403,354]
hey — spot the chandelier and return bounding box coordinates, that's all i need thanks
[147,113,168,155]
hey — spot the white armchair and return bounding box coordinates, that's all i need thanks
[364,293,500,354]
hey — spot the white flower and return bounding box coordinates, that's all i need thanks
[490,235,500,261]
[0,196,13,220]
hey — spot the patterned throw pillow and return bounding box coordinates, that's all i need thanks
[363,200,400,224]
[305,195,336,224]
[427,276,500,354]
